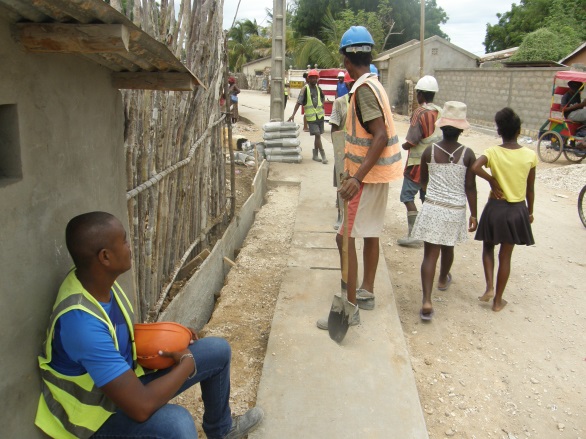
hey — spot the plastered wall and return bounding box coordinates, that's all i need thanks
[0,19,129,438]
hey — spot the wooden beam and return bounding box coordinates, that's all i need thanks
[112,72,197,91]
[15,23,129,54]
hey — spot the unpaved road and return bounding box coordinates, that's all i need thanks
[179,102,586,438]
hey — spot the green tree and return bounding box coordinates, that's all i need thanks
[509,27,581,62]
[295,7,390,68]
[291,0,448,49]
[227,20,272,71]
[484,0,586,53]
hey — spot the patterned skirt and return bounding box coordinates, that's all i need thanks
[411,200,468,246]
[474,198,534,245]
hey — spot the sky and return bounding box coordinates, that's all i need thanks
[222,0,517,56]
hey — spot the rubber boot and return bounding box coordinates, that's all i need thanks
[312,148,322,162]
[397,211,422,247]
[319,148,328,164]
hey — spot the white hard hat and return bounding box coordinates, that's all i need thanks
[415,75,439,92]
[337,71,345,77]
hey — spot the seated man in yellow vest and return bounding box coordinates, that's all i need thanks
[317,26,403,329]
[35,211,263,439]
[397,75,442,247]
[288,69,329,164]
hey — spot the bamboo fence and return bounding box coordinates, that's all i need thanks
[109,0,230,322]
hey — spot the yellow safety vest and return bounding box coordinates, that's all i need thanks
[344,76,403,183]
[35,270,145,439]
[304,85,324,122]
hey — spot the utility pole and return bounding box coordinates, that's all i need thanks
[270,0,286,121]
[419,0,425,78]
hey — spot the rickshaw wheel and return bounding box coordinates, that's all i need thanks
[537,130,563,163]
[563,146,586,163]
[579,185,586,228]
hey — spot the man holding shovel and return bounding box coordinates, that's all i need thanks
[317,26,403,337]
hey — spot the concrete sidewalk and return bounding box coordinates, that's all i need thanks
[240,90,428,439]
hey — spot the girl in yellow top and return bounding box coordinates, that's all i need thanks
[471,107,537,312]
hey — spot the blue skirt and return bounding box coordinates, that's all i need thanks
[474,198,534,245]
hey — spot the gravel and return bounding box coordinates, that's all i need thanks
[537,164,586,194]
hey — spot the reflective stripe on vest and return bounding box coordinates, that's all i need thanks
[407,103,443,167]
[344,77,403,183]
[35,270,144,439]
[304,85,324,122]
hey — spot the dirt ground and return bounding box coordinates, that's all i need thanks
[177,118,586,439]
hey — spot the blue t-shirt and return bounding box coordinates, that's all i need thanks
[50,291,132,387]
[336,82,349,98]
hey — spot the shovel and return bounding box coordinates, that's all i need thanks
[328,196,355,343]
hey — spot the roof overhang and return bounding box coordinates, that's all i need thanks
[1,0,204,91]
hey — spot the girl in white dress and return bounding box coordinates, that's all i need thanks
[411,101,478,320]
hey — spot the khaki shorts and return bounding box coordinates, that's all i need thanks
[339,183,389,238]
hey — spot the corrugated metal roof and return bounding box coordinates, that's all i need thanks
[0,0,202,90]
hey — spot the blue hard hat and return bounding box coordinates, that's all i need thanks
[339,26,375,54]
[370,64,379,75]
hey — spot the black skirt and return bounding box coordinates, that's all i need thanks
[474,198,535,246]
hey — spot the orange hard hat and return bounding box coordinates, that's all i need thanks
[307,69,319,78]
[134,322,192,370]
[344,72,352,83]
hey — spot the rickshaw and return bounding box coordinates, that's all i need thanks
[537,71,586,163]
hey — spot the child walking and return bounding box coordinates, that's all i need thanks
[411,101,478,320]
[471,107,536,312]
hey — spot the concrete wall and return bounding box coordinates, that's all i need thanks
[375,40,477,114]
[434,67,566,136]
[0,19,129,438]
[161,160,269,327]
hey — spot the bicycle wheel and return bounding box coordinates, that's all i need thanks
[537,131,562,163]
[578,185,586,227]
[564,145,586,163]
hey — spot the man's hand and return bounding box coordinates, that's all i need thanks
[288,115,294,122]
[338,175,361,200]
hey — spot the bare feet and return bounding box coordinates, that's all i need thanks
[478,288,494,302]
[492,299,508,312]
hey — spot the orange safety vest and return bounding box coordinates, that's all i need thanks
[344,76,402,184]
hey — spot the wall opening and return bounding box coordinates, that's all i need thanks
[0,104,22,186]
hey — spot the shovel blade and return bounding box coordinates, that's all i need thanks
[328,294,350,343]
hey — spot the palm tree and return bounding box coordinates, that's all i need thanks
[295,10,343,69]
[228,22,252,71]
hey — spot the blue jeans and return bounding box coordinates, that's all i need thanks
[91,337,232,439]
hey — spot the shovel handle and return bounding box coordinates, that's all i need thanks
[342,199,349,284]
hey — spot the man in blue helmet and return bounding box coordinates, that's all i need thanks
[317,26,403,330]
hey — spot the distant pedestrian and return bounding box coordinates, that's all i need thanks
[410,101,478,320]
[284,82,289,109]
[471,107,536,312]
[397,75,442,247]
[288,69,328,164]
[335,71,349,98]
[228,76,241,123]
